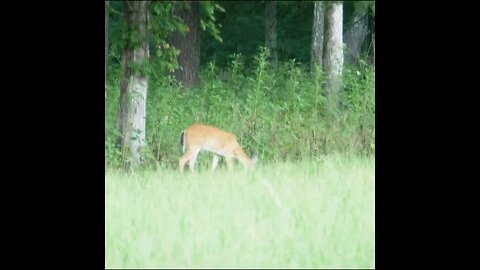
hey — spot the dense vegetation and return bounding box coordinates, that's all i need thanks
[105,1,375,170]
[106,48,374,169]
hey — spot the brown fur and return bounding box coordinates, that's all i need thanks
[179,124,257,173]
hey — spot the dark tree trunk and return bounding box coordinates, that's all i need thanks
[344,12,368,65]
[105,1,109,89]
[115,1,150,166]
[265,1,277,68]
[170,1,200,89]
[310,1,324,72]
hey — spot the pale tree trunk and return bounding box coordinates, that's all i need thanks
[323,2,343,111]
[372,17,375,74]
[373,31,375,72]
[115,1,150,166]
[310,1,324,72]
[265,1,277,68]
[344,11,368,65]
[171,1,200,89]
[105,1,109,169]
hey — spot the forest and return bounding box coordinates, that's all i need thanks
[105,1,375,268]
[105,1,375,169]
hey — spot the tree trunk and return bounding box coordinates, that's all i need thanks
[105,1,109,90]
[344,11,368,66]
[105,1,109,170]
[170,1,200,89]
[323,2,343,112]
[265,1,277,68]
[372,17,375,74]
[115,1,150,166]
[310,1,324,72]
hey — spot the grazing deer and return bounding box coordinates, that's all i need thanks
[179,124,258,173]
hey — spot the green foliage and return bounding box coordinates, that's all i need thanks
[200,1,225,42]
[149,2,187,76]
[106,2,188,79]
[353,1,375,17]
[106,47,375,169]
[201,1,266,67]
[341,60,375,154]
[107,1,126,65]
[105,132,124,169]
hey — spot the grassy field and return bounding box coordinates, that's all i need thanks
[105,153,375,268]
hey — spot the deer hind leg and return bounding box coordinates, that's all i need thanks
[188,149,200,172]
[211,154,221,171]
[179,150,191,173]
[179,148,200,173]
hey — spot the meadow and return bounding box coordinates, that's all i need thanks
[105,153,374,268]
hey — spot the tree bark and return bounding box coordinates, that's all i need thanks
[372,17,375,73]
[265,1,277,68]
[344,11,368,65]
[105,1,109,90]
[323,2,343,111]
[115,1,150,166]
[105,1,109,169]
[310,1,324,72]
[170,1,200,89]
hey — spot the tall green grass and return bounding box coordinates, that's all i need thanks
[105,154,374,268]
[105,47,375,169]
